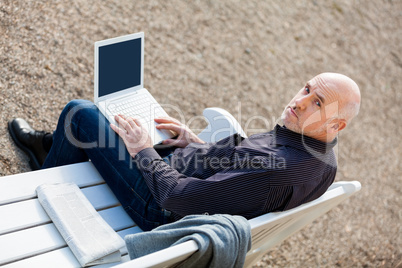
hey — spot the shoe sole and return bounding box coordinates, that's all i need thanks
[7,120,42,171]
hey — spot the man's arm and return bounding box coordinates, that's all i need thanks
[110,114,269,217]
[134,147,274,218]
[109,114,299,219]
[110,114,205,158]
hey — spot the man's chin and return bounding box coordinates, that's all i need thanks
[281,112,301,134]
[282,121,302,134]
[286,125,302,134]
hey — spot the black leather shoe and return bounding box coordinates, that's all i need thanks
[8,118,49,170]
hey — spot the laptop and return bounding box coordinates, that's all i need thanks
[94,32,174,145]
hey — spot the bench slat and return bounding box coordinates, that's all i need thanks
[2,228,139,268]
[0,223,64,265]
[98,206,137,233]
[0,162,103,205]
[0,199,48,236]
[0,184,120,235]
[3,248,131,268]
[0,207,138,265]
[3,247,85,268]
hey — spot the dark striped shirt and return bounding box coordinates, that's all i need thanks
[135,125,337,221]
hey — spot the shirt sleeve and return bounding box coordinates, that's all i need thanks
[133,147,277,218]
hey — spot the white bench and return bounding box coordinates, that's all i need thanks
[0,108,361,267]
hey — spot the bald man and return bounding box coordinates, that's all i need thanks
[281,72,360,142]
[9,73,361,231]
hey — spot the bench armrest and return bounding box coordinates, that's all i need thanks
[113,240,198,268]
[197,107,247,143]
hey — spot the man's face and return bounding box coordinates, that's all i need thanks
[281,74,343,139]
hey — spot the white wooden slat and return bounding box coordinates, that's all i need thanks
[0,162,103,205]
[98,206,136,233]
[2,248,131,268]
[2,227,140,268]
[81,184,120,210]
[0,207,138,265]
[0,184,120,235]
[0,223,64,265]
[3,247,83,268]
[0,199,47,236]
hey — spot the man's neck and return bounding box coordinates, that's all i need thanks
[281,123,336,144]
[305,132,336,143]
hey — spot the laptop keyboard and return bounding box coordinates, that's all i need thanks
[107,93,166,124]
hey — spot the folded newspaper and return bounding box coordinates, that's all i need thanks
[36,183,125,267]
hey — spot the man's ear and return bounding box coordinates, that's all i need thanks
[327,119,347,134]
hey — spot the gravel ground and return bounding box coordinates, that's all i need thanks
[1,0,401,267]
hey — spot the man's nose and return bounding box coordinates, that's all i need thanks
[294,95,308,110]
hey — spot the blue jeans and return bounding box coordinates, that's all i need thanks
[42,99,173,231]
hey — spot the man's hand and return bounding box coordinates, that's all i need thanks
[110,114,153,158]
[155,116,205,148]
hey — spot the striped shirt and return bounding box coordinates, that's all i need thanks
[135,125,337,221]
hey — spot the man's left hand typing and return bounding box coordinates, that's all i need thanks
[155,116,205,148]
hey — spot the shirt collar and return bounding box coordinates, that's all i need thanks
[272,124,337,154]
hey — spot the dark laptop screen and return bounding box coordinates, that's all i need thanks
[98,38,141,97]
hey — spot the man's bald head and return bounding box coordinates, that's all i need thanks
[318,72,361,123]
[281,72,361,142]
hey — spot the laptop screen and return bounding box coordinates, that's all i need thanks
[98,38,141,97]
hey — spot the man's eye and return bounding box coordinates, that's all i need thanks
[315,100,321,107]
[305,87,310,94]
